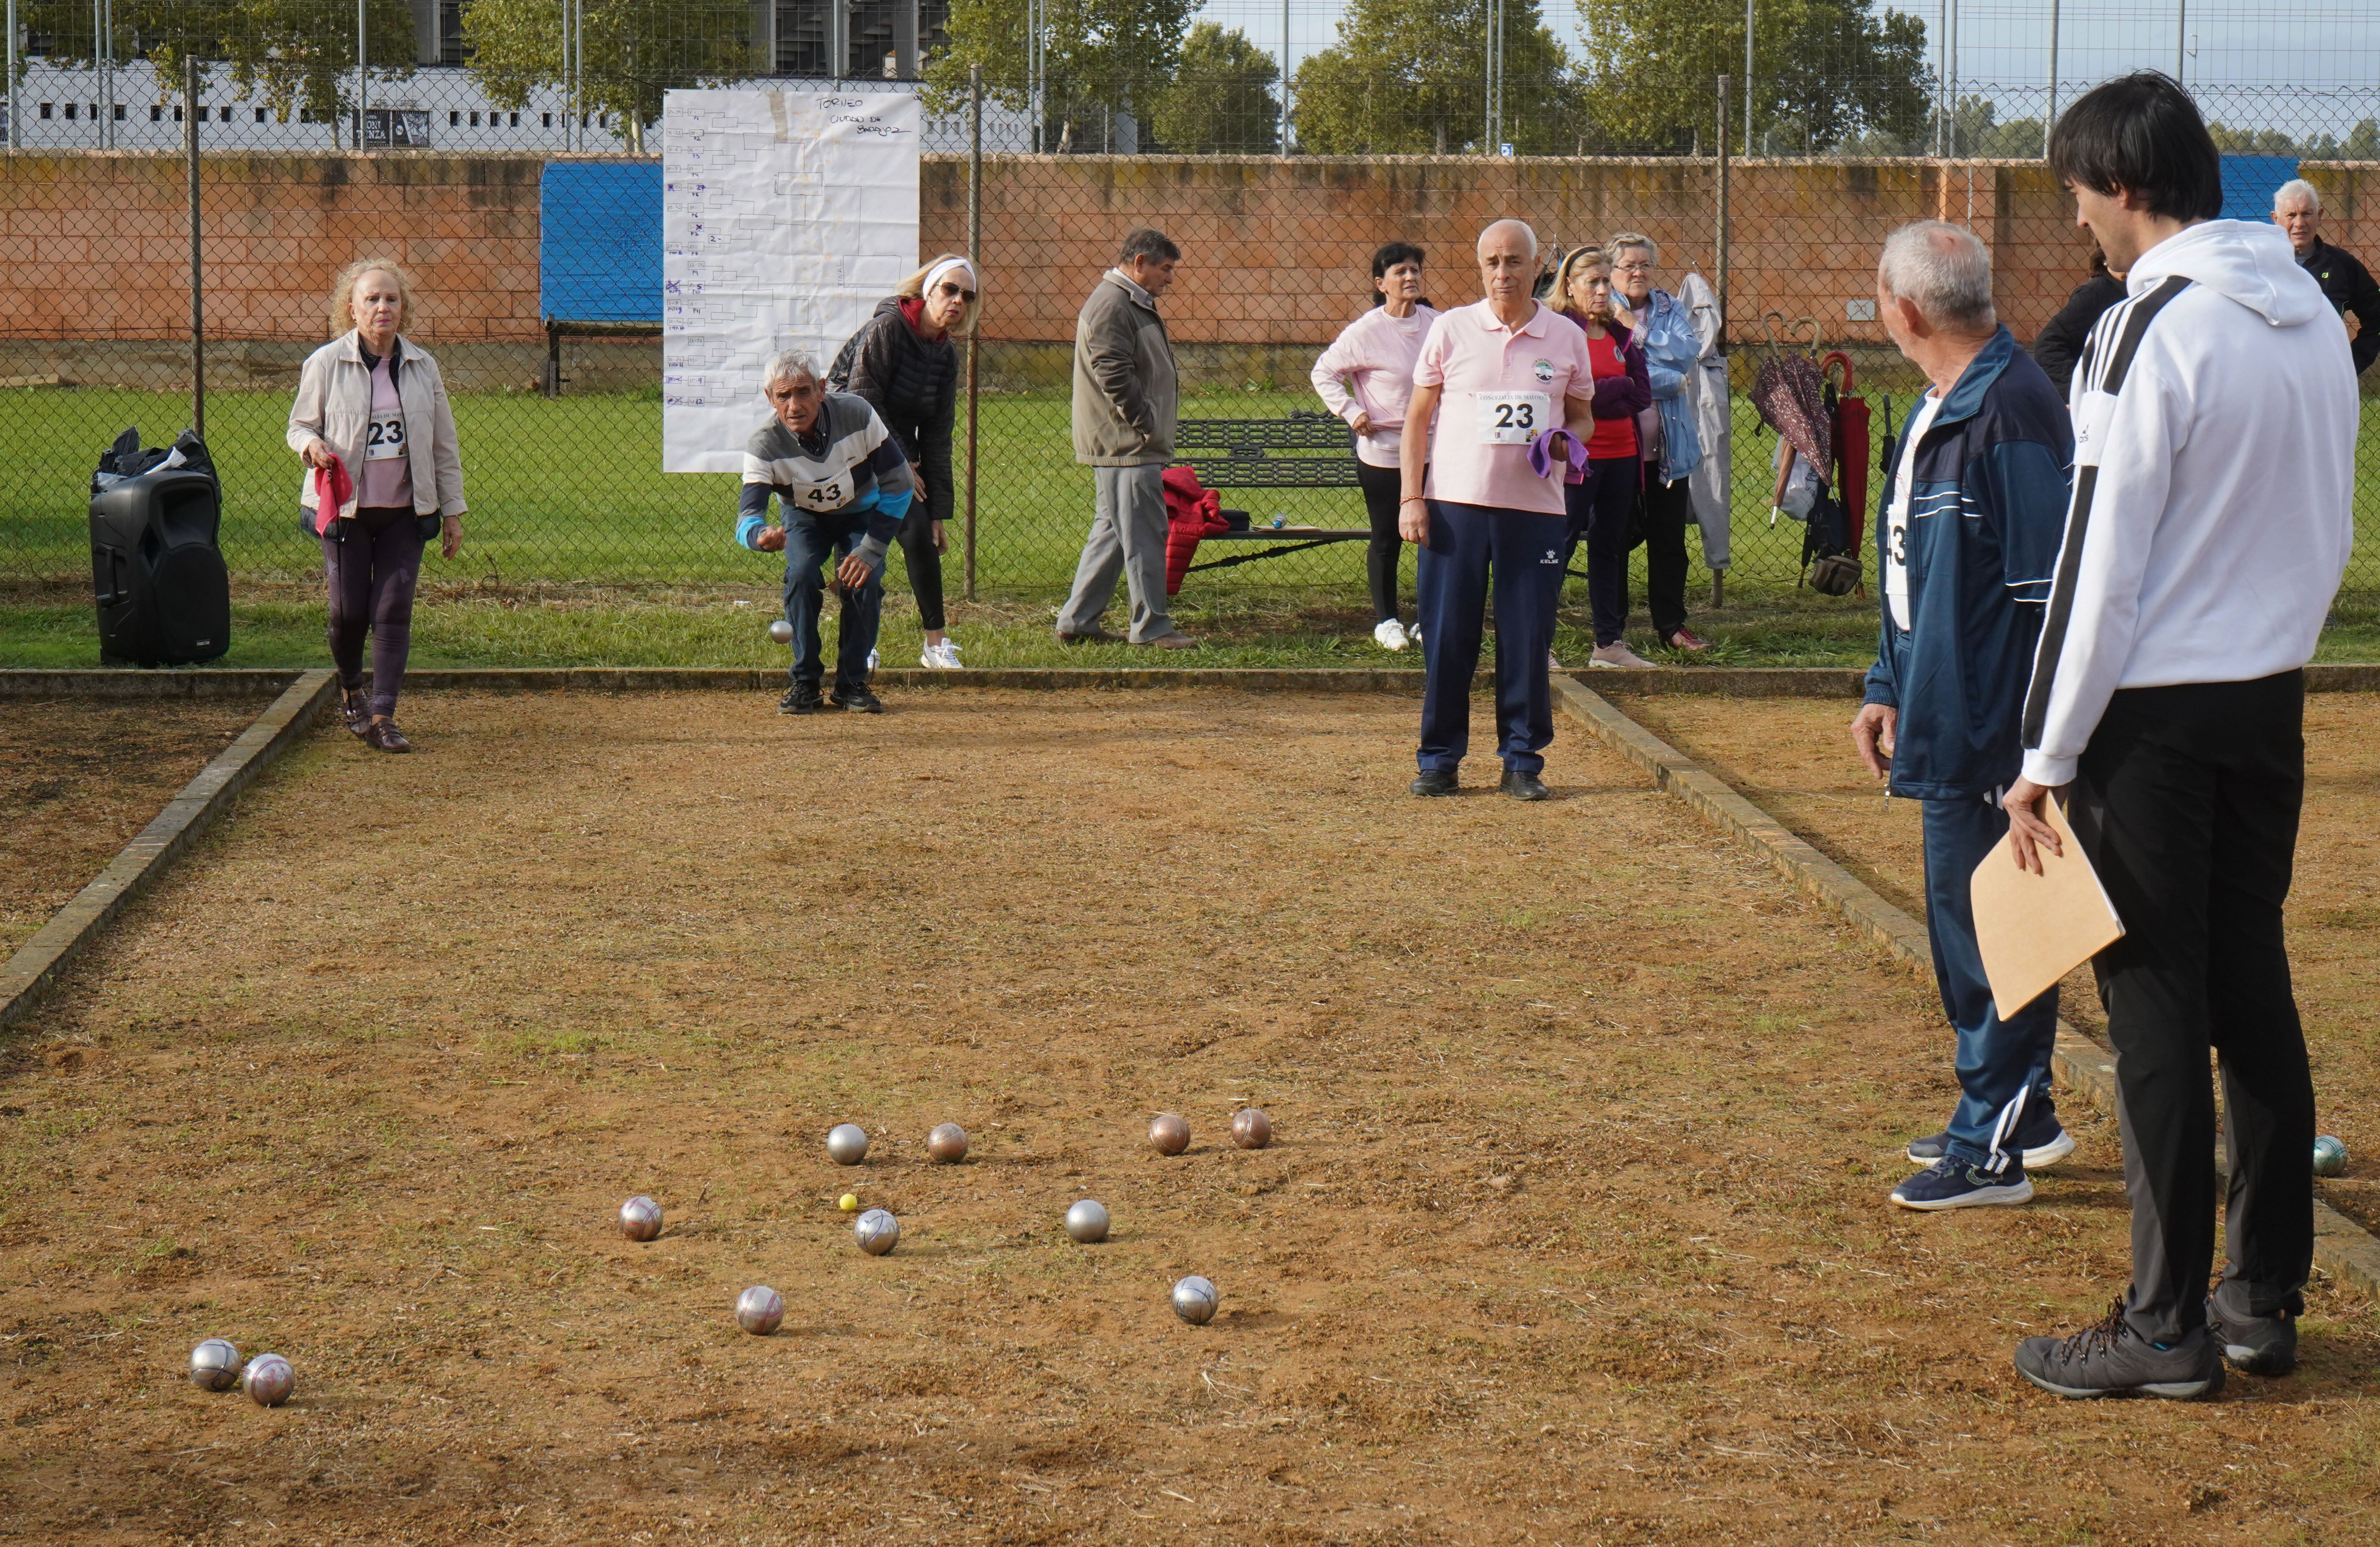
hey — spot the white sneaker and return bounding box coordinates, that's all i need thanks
[1408,621,1423,648]
[1373,618,1410,652]
[1589,641,1655,669]
[866,646,879,672]
[920,640,964,669]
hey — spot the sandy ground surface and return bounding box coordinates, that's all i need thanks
[1,687,2375,1545]
[1604,690,2380,1245]
[0,697,267,958]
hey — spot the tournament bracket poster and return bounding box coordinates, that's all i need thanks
[660,90,922,473]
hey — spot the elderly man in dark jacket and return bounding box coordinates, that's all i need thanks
[2274,178,2380,376]
[1849,222,2075,1213]
[1056,228,1197,649]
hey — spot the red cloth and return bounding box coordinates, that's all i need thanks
[1161,466,1230,596]
[1584,331,1638,461]
[1832,394,1872,551]
[897,295,945,341]
[309,454,355,535]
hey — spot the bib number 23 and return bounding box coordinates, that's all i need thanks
[1475,392,1549,446]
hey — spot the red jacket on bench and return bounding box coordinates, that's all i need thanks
[1162,466,1231,596]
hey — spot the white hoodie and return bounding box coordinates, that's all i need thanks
[2019,219,2358,788]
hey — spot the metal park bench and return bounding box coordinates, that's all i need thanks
[1171,410,1371,574]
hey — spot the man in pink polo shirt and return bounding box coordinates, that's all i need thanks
[1398,219,1599,800]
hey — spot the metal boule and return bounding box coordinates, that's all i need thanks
[2314,1135,2349,1177]
[1149,1113,1190,1156]
[1172,1275,1218,1326]
[242,1352,294,1408]
[1230,1108,1272,1149]
[619,1195,664,1242]
[1064,1198,1110,1243]
[927,1122,969,1163]
[768,619,794,644]
[855,1207,900,1256]
[826,1123,871,1165]
[736,1286,784,1336]
[189,1338,242,1392]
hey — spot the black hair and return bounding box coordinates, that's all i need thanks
[1118,227,1182,266]
[1367,240,1426,308]
[2046,71,2221,223]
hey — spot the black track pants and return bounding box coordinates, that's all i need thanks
[1353,460,1409,625]
[2068,671,2313,1343]
[897,508,947,633]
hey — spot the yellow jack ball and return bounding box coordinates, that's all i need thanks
[838,1193,860,1212]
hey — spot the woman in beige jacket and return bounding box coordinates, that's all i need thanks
[287,258,467,752]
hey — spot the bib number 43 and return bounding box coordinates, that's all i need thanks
[798,476,849,508]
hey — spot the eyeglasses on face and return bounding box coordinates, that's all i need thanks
[1613,260,1653,273]
[935,283,979,302]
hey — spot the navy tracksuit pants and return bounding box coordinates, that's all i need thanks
[1414,500,1566,776]
[1923,793,2060,1171]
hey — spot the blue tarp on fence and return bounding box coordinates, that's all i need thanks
[2217,155,2299,223]
[539,162,662,322]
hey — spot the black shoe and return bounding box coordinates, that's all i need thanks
[2208,1293,2298,1376]
[1409,769,1459,797]
[1500,768,1549,801]
[340,689,370,738]
[780,682,824,715]
[831,684,884,714]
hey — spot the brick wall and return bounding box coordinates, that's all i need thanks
[5,150,2372,360]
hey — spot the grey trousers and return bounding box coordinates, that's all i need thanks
[1057,464,1174,643]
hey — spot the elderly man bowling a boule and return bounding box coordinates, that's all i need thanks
[736,349,917,715]
[1401,218,1600,800]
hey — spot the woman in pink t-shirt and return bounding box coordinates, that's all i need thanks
[1548,247,1653,668]
[1310,242,1437,650]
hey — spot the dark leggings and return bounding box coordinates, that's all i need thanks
[1636,471,1694,642]
[898,508,947,632]
[1353,460,1414,624]
[323,506,424,719]
[1561,456,1641,646]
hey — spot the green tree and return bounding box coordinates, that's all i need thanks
[1150,24,1279,154]
[1292,0,1576,156]
[464,0,755,151]
[925,0,1195,151]
[15,0,416,127]
[1575,0,1930,155]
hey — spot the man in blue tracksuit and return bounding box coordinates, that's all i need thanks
[1850,222,2076,1211]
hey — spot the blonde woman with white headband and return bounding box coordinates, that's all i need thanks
[831,253,979,668]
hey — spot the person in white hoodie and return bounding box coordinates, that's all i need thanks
[2003,72,2358,1402]
[1311,242,1439,650]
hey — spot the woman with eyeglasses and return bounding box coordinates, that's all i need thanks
[835,254,979,668]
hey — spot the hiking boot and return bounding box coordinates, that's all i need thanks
[780,682,825,715]
[831,684,884,714]
[2208,1293,2297,1377]
[1410,769,1459,797]
[1889,1155,2033,1211]
[2014,1300,2227,1400]
[1908,1103,2074,1169]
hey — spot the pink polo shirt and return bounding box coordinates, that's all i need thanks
[1412,300,1597,516]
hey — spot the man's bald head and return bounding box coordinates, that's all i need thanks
[1476,220,1540,316]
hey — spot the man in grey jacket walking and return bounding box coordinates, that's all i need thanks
[1056,228,1197,649]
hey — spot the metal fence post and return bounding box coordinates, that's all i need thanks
[1713,73,1730,611]
[186,53,203,439]
[1741,0,1753,157]
[4,0,15,153]
[356,0,368,150]
[965,64,981,602]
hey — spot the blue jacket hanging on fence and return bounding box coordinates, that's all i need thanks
[1861,327,2072,802]
[1632,287,1704,486]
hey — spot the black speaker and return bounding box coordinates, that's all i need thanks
[90,467,231,666]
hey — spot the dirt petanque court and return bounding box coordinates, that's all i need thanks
[2,686,2376,1545]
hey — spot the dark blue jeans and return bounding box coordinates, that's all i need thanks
[1923,793,2060,1171]
[1413,500,1566,776]
[783,506,883,692]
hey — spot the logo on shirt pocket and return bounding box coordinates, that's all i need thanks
[1531,359,1555,382]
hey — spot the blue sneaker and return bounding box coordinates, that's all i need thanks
[1906,1101,2074,1169]
[1889,1156,2034,1211]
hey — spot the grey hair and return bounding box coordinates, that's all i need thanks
[762,349,821,390]
[1606,231,1659,265]
[1878,220,1995,331]
[2274,177,2322,213]
[1478,218,1538,260]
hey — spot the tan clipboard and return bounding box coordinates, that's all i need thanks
[1970,796,2124,1020]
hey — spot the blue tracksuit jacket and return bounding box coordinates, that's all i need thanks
[1862,327,2072,801]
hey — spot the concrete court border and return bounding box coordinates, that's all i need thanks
[1550,674,2380,1306]
[0,670,337,1032]
[11,663,2380,699]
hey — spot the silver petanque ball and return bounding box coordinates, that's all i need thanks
[1172,1275,1218,1327]
[1149,1112,1191,1156]
[1064,1198,1110,1243]
[826,1123,871,1166]
[242,1353,294,1408]
[1230,1107,1273,1150]
[2314,1135,2349,1177]
[854,1207,901,1256]
[768,618,794,644]
[736,1285,785,1336]
[928,1122,969,1164]
[189,1338,242,1391]
[619,1195,664,1242]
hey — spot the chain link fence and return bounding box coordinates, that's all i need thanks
[2,43,2376,626]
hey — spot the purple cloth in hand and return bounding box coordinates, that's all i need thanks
[1528,427,1589,484]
